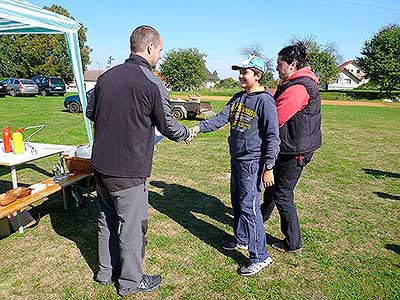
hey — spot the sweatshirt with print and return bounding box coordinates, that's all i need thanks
[199,90,280,166]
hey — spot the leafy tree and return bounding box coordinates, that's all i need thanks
[216,77,240,89]
[159,48,207,91]
[239,42,275,87]
[107,56,115,68]
[357,24,400,96]
[291,37,341,90]
[0,5,91,83]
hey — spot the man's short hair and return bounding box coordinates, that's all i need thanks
[130,25,161,53]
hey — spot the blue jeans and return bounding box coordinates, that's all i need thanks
[231,158,269,263]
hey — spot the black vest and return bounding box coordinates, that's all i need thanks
[275,76,322,155]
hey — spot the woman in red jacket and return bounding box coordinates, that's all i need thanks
[261,42,322,254]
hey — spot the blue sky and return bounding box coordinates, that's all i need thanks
[33,0,400,79]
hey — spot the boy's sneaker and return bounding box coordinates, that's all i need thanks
[118,274,162,297]
[222,240,248,251]
[238,257,273,276]
[272,240,302,254]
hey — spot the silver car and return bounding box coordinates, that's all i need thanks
[5,78,38,96]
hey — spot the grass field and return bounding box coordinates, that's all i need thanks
[0,95,399,300]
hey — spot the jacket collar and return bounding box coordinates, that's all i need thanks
[125,54,151,70]
[246,87,269,96]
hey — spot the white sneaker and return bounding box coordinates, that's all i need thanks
[238,257,273,276]
[236,244,248,250]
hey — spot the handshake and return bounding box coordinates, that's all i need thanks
[185,125,200,144]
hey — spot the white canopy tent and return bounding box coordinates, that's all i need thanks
[0,0,93,143]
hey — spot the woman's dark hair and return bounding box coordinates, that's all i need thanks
[278,42,308,69]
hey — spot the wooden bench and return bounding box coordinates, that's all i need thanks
[0,173,93,233]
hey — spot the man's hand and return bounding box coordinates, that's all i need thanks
[185,125,200,144]
[262,169,274,188]
[191,125,200,136]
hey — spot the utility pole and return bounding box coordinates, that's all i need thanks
[96,61,101,77]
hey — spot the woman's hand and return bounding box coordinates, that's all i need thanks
[262,169,274,188]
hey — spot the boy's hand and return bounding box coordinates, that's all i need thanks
[191,125,200,136]
[185,125,200,144]
[262,169,274,188]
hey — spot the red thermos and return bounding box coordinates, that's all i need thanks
[2,127,12,153]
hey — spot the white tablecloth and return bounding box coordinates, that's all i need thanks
[0,142,76,167]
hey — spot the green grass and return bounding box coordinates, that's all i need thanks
[319,89,400,101]
[0,95,399,299]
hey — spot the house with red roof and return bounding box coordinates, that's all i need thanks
[327,60,369,90]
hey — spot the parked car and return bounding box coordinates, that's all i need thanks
[0,80,7,97]
[4,78,38,96]
[31,75,66,96]
[64,89,94,113]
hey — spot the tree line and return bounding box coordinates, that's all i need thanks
[160,24,400,97]
[0,4,398,97]
[0,5,90,84]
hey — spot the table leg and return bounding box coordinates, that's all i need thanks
[17,211,23,233]
[10,166,25,233]
[10,166,18,189]
[86,177,91,216]
[63,187,68,210]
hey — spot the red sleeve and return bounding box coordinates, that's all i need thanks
[275,85,310,127]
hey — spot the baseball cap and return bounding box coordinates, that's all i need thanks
[232,55,266,73]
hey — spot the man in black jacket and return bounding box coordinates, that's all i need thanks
[86,25,190,297]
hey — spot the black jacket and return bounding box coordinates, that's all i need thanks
[274,76,322,155]
[86,54,189,178]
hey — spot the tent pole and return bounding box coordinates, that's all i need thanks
[65,32,93,144]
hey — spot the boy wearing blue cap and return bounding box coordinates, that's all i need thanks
[190,56,280,276]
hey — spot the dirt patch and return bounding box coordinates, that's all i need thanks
[320,100,394,107]
[200,96,395,107]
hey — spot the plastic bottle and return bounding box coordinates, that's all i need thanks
[12,129,24,154]
[2,127,12,153]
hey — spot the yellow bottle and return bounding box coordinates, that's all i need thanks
[12,130,24,154]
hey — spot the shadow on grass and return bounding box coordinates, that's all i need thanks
[265,232,280,247]
[149,181,247,265]
[0,179,31,193]
[28,193,99,275]
[373,192,400,201]
[385,244,400,255]
[2,180,252,275]
[0,165,53,192]
[362,168,400,179]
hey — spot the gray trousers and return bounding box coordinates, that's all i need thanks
[96,182,148,291]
